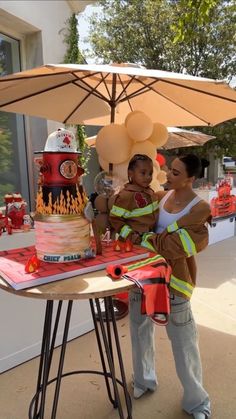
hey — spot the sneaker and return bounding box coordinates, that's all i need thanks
[193,412,209,419]
[133,387,148,399]
[151,314,169,326]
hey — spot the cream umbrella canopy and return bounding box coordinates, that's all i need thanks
[0,63,236,126]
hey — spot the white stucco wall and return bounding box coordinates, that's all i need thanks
[0,0,95,373]
[0,0,72,64]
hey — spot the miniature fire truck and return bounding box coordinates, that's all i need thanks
[210,176,236,218]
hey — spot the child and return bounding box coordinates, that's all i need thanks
[109,154,159,244]
[109,154,168,324]
[109,153,197,324]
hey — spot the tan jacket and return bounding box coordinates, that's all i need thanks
[141,199,211,300]
[109,183,159,240]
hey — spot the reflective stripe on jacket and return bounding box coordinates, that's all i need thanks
[141,199,211,300]
[109,183,159,239]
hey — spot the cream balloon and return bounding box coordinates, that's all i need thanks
[148,122,168,148]
[153,160,161,175]
[130,140,157,160]
[126,112,154,142]
[94,195,108,213]
[98,156,109,172]
[96,124,132,164]
[150,178,161,192]
[124,110,144,127]
[113,159,129,182]
[157,170,167,185]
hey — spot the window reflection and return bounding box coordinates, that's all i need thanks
[0,34,29,207]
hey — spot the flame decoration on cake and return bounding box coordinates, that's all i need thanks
[36,185,87,215]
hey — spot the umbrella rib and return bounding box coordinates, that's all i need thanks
[64,75,115,123]
[74,71,113,101]
[161,78,236,103]
[0,79,77,108]
[135,78,210,125]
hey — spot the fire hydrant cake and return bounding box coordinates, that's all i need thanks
[35,128,94,263]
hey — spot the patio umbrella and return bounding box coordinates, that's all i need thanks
[0,63,236,127]
[85,128,216,150]
[162,127,216,149]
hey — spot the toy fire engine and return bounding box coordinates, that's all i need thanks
[210,176,236,218]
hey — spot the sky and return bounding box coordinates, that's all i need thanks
[77,4,100,63]
[76,4,236,86]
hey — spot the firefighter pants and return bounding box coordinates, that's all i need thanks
[129,290,211,416]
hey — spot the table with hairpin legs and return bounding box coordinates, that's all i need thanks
[0,270,135,419]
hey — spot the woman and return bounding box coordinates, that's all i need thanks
[129,154,211,419]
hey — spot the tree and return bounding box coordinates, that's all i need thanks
[63,14,90,170]
[84,0,236,158]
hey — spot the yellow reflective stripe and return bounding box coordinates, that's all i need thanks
[127,254,165,271]
[140,233,156,252]
[110,201,159,219]
[178,228,197,257]
[120,224,132,239]
[170,274,194,298]
[167,221,178,232]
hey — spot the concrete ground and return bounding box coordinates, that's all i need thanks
[0,236,236,419]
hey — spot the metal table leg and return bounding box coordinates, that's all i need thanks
[29,298,132,419]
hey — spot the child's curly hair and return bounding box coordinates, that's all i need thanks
[128,154,153,171]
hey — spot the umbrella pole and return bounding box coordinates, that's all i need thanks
[109,73,129,321]
[109,73,116,175]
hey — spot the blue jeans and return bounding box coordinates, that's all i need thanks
[129,289,211,416]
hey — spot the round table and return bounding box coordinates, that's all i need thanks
[0,270,135,419]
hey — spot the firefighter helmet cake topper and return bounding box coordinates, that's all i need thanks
[44,128,77,153]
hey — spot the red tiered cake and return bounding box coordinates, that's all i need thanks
[35,128,94,263]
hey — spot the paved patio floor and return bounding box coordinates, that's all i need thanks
[0,236,235,419]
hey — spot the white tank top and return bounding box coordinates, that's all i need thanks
[155,190,202,233]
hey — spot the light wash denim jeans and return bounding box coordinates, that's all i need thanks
[129,289,211,416]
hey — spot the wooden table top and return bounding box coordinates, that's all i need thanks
[0,269,135,301]
[0,231,137,300]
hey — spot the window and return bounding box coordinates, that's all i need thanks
[0,33,29,207]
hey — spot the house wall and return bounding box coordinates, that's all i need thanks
[0,0,95,373]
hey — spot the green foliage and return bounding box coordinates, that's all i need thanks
[0,127,13,172]
[85,0,236,157]
[63,14,86,64]
[63,14,90,171]
[172,0,218,43]
[0,184,14,207]
[76,125,91,174]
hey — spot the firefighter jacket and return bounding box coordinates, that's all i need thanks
[109,183,159,240]
[141,199,211,300]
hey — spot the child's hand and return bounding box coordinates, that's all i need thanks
[130,232,142,245]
